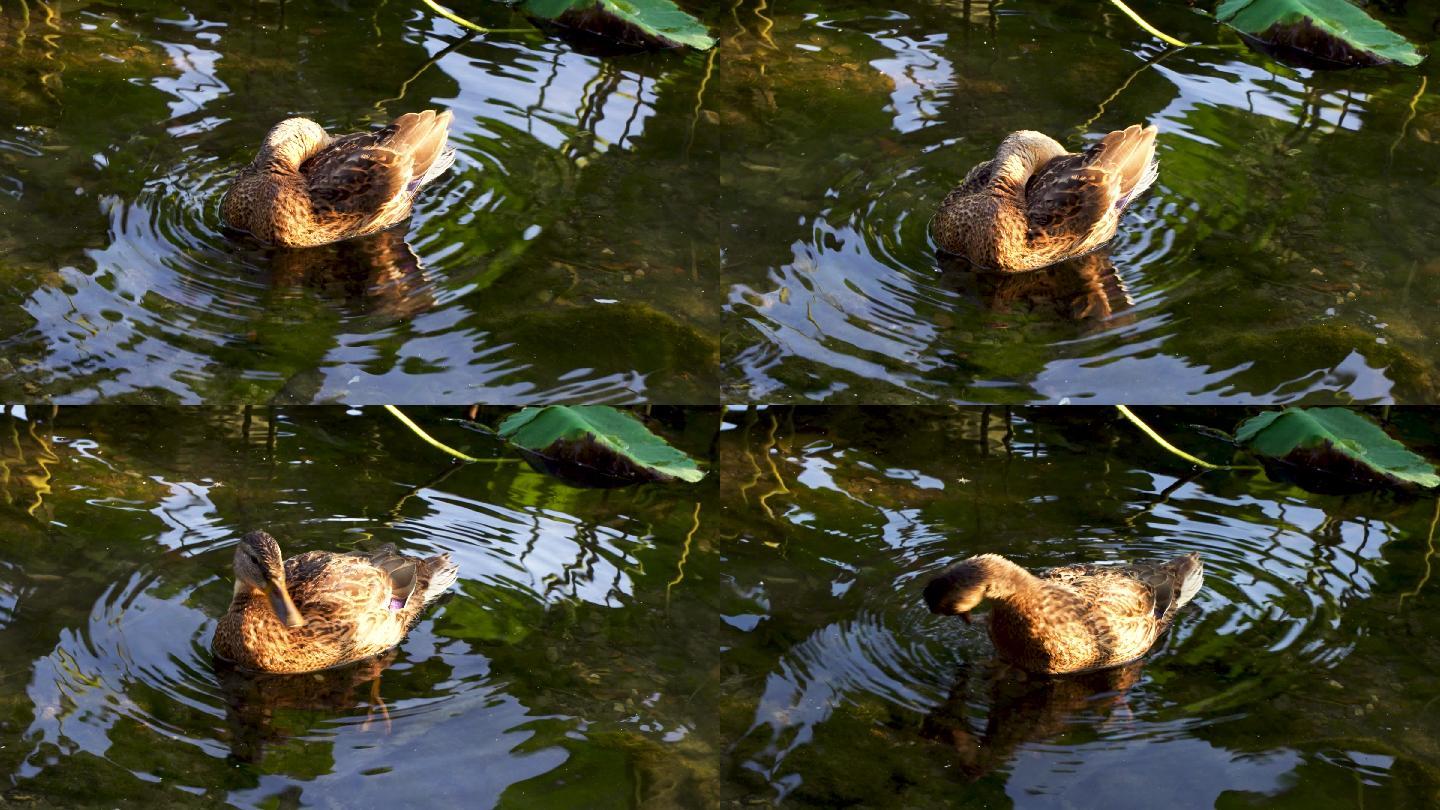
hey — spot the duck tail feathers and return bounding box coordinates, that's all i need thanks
[389,109,456,192]
[1094,124,1158,208]
[1170,552,1204,610]
[421,553,460,606]
[416,146,456,191]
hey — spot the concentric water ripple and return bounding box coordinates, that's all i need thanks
[721,4,1434,403]
[719,410,1427,801]
[0,1,714,403]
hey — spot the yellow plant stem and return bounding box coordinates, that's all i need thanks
[384,405,481,463]
[1108,0,1190,48]
[418,0,533,35]
[687,47,718,153]
[666,502,703,603]
[758,412,791,519]
[1390,76,1428,162]
[1400,498,1440,606]
[1115,405,1234,470]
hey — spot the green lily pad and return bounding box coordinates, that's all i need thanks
[1235,408,1440,493]
[498,405,707,487]
[522,0,715,50]
[1216,0,1424,68]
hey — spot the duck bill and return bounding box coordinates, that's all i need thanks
[264,579,306,628]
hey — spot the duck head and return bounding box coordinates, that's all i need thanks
[233,531,306,628]
[258,117,329,170]
[923,554,1022,624]
[994,130,1066,180]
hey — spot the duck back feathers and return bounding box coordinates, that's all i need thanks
[221,110,456,248]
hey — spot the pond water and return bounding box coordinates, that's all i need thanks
[3,1,1438,404]
[1,405,1437,806]
[717,1,1440,403]
[0,1,719,403]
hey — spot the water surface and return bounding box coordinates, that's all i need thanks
[1,405,1437,806]
[717,1,1440,403]
[712,406,1440,805]
[0,1,719,403]
[3,2,1438,403]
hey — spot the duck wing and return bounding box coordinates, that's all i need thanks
[353,543,458,618]
[303,130,413,218]
[1024,124,1158,246]
[360,544,420,609]
[302,111,455,218]
[1045,553,1203,623]
[284,551,394,615]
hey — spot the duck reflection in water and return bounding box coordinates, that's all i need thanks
[213,651,398,764]
[264,227,437,321]
[938,249,1136,333]
[921,660,1144,780]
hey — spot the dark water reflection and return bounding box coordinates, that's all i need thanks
[941,250,1137,334]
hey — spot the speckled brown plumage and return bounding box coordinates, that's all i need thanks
[220,110,456,248]
[923,552,1202,674]
[931,124,1159,272]
[212,531,459,674]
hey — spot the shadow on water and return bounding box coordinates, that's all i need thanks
[253,228,438,323]
[938,249,1137,335]
[213,653,399,765]
[920,660,1146,782]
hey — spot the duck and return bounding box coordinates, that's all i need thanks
[931,124,1159,272]
[923,551,1202,674]
[212,530,459,674]
[221,110,456,248]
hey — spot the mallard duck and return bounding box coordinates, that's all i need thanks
[923,552,1202,674]
[221,110,456,248]
[931,124,1159,272]
[212,530,459,674]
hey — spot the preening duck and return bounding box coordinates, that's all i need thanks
[221,110,456,248]
[212,530,458,674]
[931,124,1159,272]
[923,551,1202,674]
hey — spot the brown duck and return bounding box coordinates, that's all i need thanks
[923,552,1202,674]
[221,110,456,248]
[212,530,459,674]
[931,124,1159,272]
